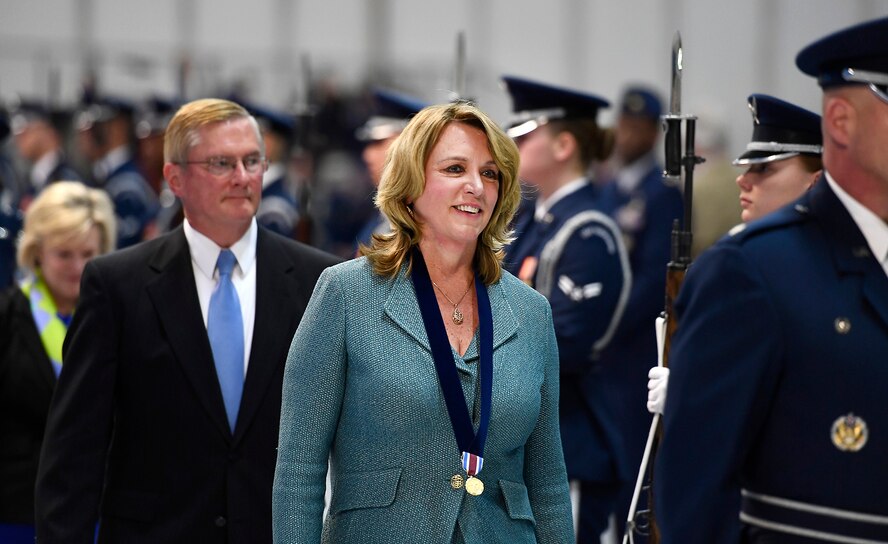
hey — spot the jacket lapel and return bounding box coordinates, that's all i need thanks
[232,231,306,443]
[146,229,233,439]
[384,264,520,369]
[810,178,888,331]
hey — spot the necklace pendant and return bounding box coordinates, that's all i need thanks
[452,306,464,325]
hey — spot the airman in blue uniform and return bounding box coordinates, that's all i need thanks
[354,88,428,253]
[501,75,632,543]
[9,100,83,205]
[242,101,301,238]
[655,16,888,543]
[75,97,159,248]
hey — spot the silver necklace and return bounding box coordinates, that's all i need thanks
[431,280,472,325]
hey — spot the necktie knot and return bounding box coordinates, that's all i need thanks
[217,249,237,278]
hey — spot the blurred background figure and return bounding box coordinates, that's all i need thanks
[690,111,743,257]
[243,101,301,238]
[9,100,82,210]
[0,181,115,544]
[501,75,631,544]
[354,88,428,253]
[732,93,823,222]
[75,96,159,247]
[0,109,23,289]
[593,85,683,541]
[135,95,183,236]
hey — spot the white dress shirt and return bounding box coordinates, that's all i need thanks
[826,171,888,278]
[184,218,258,375]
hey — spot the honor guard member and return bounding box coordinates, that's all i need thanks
[75,96,160,247]
[243,101,300,238]
[354,88,428,253]
[647,94,823,413]
[9,100,83,207]
[654,16,888,543]
[732,94,823,222]
[136,96,184,235]
[592,86,683,534]
[501,75,631,543]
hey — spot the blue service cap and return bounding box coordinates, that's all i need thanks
[733,94,822,166]
[8,99,52,135]
[501,75,609,138]
[619,86,662,121]
[356,88,428,142]
[135,96,181,138]
[796,16,888,91]
[241,100,295,137]
[75,95,136,131]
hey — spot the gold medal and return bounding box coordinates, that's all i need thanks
[450,474,464,490]
[465,476,484,496]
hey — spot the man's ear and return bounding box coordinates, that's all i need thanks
[164,163,183,197]
[822,93,855,150]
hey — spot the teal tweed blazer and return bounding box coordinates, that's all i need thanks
[273,257,574,544]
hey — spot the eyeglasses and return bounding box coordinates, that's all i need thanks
[842,68,888,105]
[178,155,268,176]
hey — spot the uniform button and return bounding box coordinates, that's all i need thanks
[215,516,227,527]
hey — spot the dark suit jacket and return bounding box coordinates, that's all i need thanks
[0,287,56,524]
[35,226,338,544]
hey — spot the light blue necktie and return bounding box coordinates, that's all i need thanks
[208,249,244,433]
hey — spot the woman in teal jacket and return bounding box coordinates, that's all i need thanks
[273,101,574,544]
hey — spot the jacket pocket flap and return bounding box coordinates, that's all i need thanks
[331,467,402,514]
[499,479,536,524]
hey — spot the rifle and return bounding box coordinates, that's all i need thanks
[622,32,704,544]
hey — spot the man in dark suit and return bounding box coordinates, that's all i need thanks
[35,98,339,543]
[655,16,888,543]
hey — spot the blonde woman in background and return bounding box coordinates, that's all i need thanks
[0,181,115,543]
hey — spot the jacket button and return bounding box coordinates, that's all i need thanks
[215,516,227,527]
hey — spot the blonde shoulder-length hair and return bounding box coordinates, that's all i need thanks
[17,180,117,273]
[362,101,521,285]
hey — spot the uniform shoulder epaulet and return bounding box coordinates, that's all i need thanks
[727,202,811,243]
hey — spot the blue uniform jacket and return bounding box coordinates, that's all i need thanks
[655,178,888,543]
[273,258,574,544]
[258,173,299,238]
[103,159,159,248]
[595,162,683,482]
[504,182,631,483]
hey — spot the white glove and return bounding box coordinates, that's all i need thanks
[647,366,670,415]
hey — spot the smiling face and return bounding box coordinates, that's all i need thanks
[735,155,818,222]
[165,117,263,246]
[412,122,500,255]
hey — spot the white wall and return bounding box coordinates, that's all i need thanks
[1,0,886,154]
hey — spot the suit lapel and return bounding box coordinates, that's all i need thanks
[810,179,888,331]
[233,231,306,443]
[384,266,432,353]
[146,229,232,439]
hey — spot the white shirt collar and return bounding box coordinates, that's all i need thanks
[535,177,588,221]
[262,161,287,190]
[183,218,258,280]
[93,145,131,181]
[31,149,62,189]
[825,171,888,266]
[616,151,658,193]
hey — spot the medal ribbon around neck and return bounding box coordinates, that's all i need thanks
[411,247,493,482]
